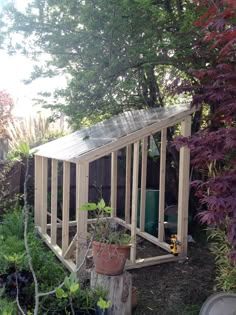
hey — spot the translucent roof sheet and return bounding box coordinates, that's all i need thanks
[33,105,194,163]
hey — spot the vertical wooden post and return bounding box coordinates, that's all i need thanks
[158,128,167,241]
[140,137,148,232]
[34,155,42,226]
[125,145,132,224]
[177,116,191,256]
[131,142,139,263]
[62,161,70,255]
[111,151,117,218]
[51,159,58,245]
[41,157,48,234]
[76,162,89,270]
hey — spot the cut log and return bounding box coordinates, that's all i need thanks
[90,270,132,315]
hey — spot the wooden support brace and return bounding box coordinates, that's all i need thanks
[34,155,42,226]
[177,116,191,256]
[111,151,117,217]
[125,145,132,224]
[158,128,167,241]
[131,142,139,263]
[76,162,89,271]
[41,157,48,234]
[62,161,70,256]
[64,233,77,259]
[51,159,58,245]
[140,137,148,232]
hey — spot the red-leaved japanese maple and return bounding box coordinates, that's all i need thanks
[176,0,236,259]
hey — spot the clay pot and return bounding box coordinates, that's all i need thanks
[92,241,130,275]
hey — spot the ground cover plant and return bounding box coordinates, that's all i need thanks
[0,208,111,315]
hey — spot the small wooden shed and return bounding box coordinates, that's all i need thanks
[33,105,195,272]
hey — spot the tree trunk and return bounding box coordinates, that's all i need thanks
[90,269,132,315]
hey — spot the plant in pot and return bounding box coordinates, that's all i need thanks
[80,199,131,276]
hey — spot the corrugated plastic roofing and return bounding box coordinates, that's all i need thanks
[33,105,194,162]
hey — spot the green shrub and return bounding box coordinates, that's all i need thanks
[0,208,109,314]
[209,228,236,292]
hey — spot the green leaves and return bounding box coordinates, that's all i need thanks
[4,253,25,265]
[80,203,97,211]
[56,272,80,299]
[97,297,111,310]
[56,287,68,299]
[79,199,113,215]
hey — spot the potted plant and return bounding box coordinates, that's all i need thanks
[80,199,131,276]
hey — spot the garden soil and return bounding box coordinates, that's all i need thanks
[131,242,215,315]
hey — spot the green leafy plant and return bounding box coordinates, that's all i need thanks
[97,296,112,310]
[208,227,236,292]
[80,199,132,245]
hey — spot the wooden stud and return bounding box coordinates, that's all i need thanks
[64,234,77,259]
[34,155,42,226]
[177,116,191,256]
[115,217,170,252]
[76,162,89,269]
[51,159,58,245]
[111,151,118,217]
[126,254,181,270]
[37,229,76,273]
[62,162,70,256]
[125,145,132,224]
[41,157,48,234]
[140,137,148,232]
[131,142,139,263]
[158,128,167,241]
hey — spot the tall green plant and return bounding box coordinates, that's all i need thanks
[209,228,236,292]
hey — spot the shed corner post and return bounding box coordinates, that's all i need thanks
[34,155,42,227]
[130,141,139,263]
[76,162,89,276]
[41,157,48,235]
[177,115,191,257]
[111,151,118,217]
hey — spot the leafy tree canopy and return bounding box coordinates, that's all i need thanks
[1,0,202,128]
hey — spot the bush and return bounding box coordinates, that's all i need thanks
[0,208,109,314]
[209,228,236,292]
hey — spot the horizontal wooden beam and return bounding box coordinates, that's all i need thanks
[37,228,76,273]
[115,217,171,252]
[125,254,183,270]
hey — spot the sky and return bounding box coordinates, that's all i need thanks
[0,0,65,118]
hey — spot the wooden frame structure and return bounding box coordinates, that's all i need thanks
[33,105,195,272]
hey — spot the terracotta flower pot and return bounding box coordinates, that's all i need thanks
[92,241,130,275]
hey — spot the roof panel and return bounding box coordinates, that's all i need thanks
[33,105,194,162]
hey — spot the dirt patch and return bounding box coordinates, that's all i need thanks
[131,243,215,315]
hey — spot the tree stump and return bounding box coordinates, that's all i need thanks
[90,270,132,315]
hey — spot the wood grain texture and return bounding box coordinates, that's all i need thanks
[158,128,167,241]
[62,161,70,255]
[51,159,58,245]
[91,270,132,315]
[177,116,191,256]
[140,137,148,231]
[111,151,118,217]
[41,157,48,234]
[131,142,139,263]
[125,145,132,224]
